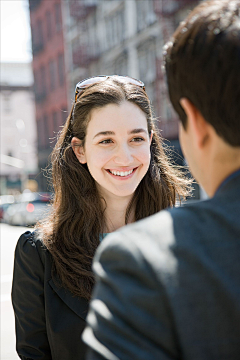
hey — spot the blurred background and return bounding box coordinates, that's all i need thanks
[0,0,207,202]
[0,1,206,359]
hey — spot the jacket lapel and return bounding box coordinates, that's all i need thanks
[49,278,89,321]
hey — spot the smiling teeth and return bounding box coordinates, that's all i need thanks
[110,169,134,177]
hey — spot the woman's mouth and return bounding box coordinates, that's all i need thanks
[107,168,137,178]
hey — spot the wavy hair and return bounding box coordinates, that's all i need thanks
[37,77,191,300]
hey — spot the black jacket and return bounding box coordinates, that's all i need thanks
[12,231,89,360]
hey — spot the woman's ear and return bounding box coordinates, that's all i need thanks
[71,137,87,164]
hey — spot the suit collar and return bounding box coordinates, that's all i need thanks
[214,168,240,197]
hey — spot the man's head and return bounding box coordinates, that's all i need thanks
[164,0,240,147]
[164,0,240,195]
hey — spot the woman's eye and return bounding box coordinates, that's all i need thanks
[99,139,113,144]
[131,137,145,142]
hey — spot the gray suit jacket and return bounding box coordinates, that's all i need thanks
[83,172,240,360]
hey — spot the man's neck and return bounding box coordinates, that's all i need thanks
[203,142,240,197]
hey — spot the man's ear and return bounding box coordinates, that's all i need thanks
[71,137,87,164]
[180,98,210,148]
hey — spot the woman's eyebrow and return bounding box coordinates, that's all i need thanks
[129,128,148,135]
[93,131,115,139]
[93,128,148,139]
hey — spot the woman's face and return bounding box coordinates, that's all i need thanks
[74,101,152,201]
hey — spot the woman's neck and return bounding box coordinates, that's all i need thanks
[102,195,135,233]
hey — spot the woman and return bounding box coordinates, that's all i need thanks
[12,75,191,359]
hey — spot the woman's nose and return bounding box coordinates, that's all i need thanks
[114,144,133,165]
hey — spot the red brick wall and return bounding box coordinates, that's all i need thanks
[29,0,68,151]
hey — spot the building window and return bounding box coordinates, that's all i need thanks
[43,115,49,148]
[34,68,41,100]
[46,11,52,39]
[106,8,125,49]
[145,82,156,109]
[37,116,50,149]
[55,3,62,32]
[37,18,44,45]
[58,53,65,85]
[136,0,157,32]
[34,67,47,102]
[53,111,58,132]
[113,53,128,76]
[87,13,99,61]
[49,60,56,90]
[138,40,156,84]
[32,18,44,54]
[37,119,43,150]
[33,69,38,97]
[40,65,47,95]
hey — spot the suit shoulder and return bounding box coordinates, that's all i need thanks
[100,210,174,251]
[95,211,178,290]
[98,204,203,263]
[98,210,175,268]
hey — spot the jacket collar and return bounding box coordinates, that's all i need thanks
[49,276,89,321]
[214,168,240,197]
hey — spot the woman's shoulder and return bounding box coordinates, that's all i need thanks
[17,230,46,248]
[15,230,48,264]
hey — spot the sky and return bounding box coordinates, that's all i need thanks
[1,0,32,63]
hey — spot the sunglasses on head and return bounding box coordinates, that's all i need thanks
[74,75,145,102]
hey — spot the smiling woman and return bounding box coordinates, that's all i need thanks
[11,75,191,360]
[71,101,152,206]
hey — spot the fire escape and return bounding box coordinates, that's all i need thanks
[69,1,97,20]
[153,0,197,138]
[154,0,199,80]
[154,0,195,16]
[69,1,100,68]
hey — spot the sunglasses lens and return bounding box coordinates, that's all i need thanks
[75,75,145,103]
[76,76,106,90]
[129,79,144,87]
[113,76,144,88]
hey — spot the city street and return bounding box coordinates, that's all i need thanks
[1,223,30,360]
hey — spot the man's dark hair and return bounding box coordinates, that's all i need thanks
[164,0,240,146]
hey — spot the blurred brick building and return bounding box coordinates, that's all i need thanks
[29,0,68,191]
[62,0,199,194]
[29,0,200,193]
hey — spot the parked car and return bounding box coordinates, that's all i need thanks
[4,192,52,227]
[0,195,15,222]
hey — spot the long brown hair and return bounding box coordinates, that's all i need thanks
[37,77,191,300]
